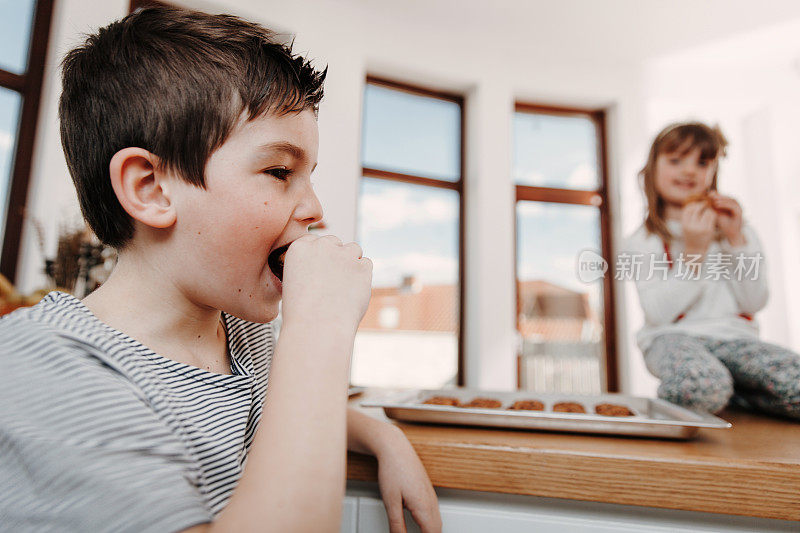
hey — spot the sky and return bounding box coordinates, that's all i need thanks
[0,0,35,75]
[0,0,35,242]
[362,84,460,182]
[512,111,599,189]
[0,90,21,210]
[359,83,604,318]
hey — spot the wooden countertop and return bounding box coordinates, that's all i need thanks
[346,389,800,521]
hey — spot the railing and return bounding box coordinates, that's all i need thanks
[519,341,602,394]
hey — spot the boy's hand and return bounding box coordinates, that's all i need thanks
[681,201,717,257]
[280,234,372,334]
[347,410,442,533]
[375,426,442,533]
[708,192,746,247]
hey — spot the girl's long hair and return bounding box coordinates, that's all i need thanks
[640,122,728,242]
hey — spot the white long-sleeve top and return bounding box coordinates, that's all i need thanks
[624,220,769,352]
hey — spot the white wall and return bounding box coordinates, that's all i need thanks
[17,0,800,395]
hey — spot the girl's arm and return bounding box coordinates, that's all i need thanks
[634,251,708,326]
[721,224,769,314]
[629,203,723,326]
[708,194,769,315]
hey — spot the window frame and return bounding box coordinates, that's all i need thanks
[513,101,618,392]
[0,0,55,283]
[360,75,466,386]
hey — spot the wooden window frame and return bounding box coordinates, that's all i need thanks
[361,75,466,386]
[514,102,618,392]
[0,0,55,283]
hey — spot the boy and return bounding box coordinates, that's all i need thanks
[0,5,441,532]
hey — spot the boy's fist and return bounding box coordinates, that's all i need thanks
[280,234,373,334]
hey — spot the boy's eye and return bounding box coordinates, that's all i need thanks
[698,160,709,167]
[264,167,292,181]
[669,158,681,164]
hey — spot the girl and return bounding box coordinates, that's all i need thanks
[626,122,800,419]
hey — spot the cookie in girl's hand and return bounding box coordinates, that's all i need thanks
[682,192,712,207]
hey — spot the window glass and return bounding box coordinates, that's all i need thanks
[351,177,460,388]
[0,0,37,74]
[513,112,599,190]
[362,84,460,182]
[0,87,22,245]
[516,201,604,393]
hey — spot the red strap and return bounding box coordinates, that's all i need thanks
[663,240,673,268]
[661,240,752,323]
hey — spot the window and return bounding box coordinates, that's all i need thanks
[351,78,464,389]
[0,0,54,281]
[514,103,617,393]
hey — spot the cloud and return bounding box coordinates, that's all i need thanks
[566,162,597,189]
[359,187,457,233]
[372,252,458,287]
[551,254,577,274]
[514,170,545,186]
[516,201,546,218]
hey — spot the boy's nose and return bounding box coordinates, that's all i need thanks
[295,182,323,226]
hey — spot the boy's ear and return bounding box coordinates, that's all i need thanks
[109,147,176,229]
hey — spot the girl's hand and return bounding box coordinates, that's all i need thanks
[708,192,746,247]
[681,201,717,257]
[376,426,442,533]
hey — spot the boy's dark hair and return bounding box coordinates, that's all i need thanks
[59,5,326,248]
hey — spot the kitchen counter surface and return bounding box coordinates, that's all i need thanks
[347,389,800,521]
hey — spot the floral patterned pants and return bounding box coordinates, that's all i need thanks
[644,334,800,419]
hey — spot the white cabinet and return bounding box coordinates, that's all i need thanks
[344,481,798,533]
[340,495,359,533]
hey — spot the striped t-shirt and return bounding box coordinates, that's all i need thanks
[0,291,274,532]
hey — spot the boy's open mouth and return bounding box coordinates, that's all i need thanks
[267,243,291,282]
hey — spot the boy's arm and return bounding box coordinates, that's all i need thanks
[210,324,352,531]
[185,235,371,533]
[346,408,442,533]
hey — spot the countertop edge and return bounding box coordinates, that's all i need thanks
[347,444,800,521]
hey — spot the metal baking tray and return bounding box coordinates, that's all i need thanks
[361,388,731,439]
[348,386,365,398]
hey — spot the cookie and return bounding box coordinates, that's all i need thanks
[462,397,503,409]
[267,242,291,281]
[595,403,634,416]
[682,192,712,207]
[508,400,544,411]
[422,396,461,407]
[552,401,586,414]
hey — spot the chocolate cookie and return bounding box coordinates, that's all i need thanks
[595,403,634,416]
[462,397,503,409]
[508,400,544,411]
[552,401,586,414]
[422,396,461,407]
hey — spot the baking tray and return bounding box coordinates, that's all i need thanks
[360,388,731,439]
[348,386,365,398]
